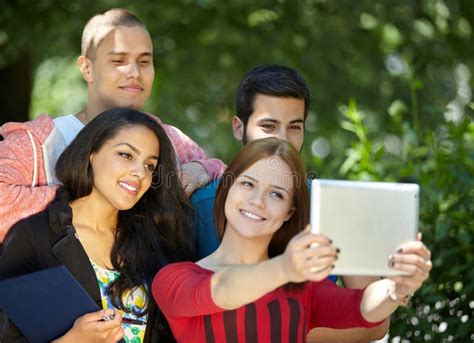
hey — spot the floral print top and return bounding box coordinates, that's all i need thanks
[90,259,148,343]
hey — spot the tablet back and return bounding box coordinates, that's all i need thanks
[310,179,419,276]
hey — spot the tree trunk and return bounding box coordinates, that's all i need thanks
[0,52,32,128]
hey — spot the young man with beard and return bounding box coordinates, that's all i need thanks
[191,64,389,342]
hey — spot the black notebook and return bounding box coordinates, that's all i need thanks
[0,266,100,342]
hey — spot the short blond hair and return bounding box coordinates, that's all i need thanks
[81,8,147,59]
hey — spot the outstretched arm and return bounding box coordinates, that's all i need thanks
[307,323,389,343]
[307,275,390,342]
[306,239,430,339]
[211,227,337,309]
[305,238,430,337]
[359,238,432,322]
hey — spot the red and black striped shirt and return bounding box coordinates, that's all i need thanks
[153,262,381,343]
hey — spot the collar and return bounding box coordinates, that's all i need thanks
[48,188,74,235]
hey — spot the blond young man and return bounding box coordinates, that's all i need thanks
[0,9,225,241]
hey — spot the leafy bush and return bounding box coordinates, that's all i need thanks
[337,100,474,341]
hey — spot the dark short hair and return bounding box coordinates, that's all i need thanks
[81,8,148,59]
[56,108,194,317]
[236,65,312,128]
[214,137,309,260]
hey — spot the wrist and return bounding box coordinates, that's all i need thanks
[52,332,74,343]
[273,255,292,285]
[387,285,412,307]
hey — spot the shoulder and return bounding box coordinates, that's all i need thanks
[153,262,212,288]
[0,210,51,279]
[142,112,163,125]
[152,262,211,297]
[143,113,182,138]
[156,261,211,280]
[157,120,196,145]
[3,210,50,244]
[190,179,220,205]
[0,114,54,143]
[18,209,50,228]
[303,279,339,297]
[308,278,339,289]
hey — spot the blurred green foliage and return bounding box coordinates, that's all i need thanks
[2,0,473,160]
[338,99,473,341]
[1,0,473,340]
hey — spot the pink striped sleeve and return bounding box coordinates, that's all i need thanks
[0,129,57,241]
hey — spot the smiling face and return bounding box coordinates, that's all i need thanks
[79,25,154,113]
[232,94,305,152]
[224,157,296,243]
[89,125,159,211]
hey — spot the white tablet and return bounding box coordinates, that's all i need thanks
[310,179,419,276]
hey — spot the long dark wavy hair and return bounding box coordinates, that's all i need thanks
[56,108,195,318]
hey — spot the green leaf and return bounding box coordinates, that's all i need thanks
[388,99,409,117]
[248,9,279,27]
[341,121,358,133]
[434,222,450,242]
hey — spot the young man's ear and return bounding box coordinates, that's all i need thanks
[77,56,93,83]
[232,116,244,141]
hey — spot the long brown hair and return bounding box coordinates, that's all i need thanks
[214,137,309,259]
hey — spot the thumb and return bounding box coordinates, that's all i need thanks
[81,309,114,323]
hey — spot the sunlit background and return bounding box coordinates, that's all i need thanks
[1,1,473,341]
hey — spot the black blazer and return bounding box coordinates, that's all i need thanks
[0,191,166,342]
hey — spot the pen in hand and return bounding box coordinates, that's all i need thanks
[122,317,146,325]
[102,312,146,325]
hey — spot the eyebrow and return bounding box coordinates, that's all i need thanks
[241,174,291,194]
[113,143,158,159]
[258,118,304,125]
[107,52,153,57]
